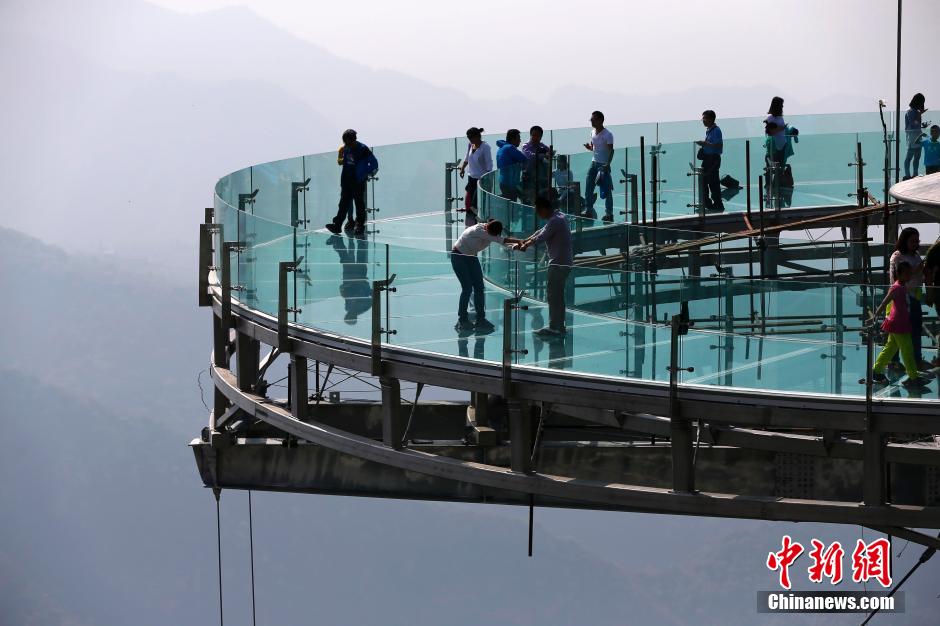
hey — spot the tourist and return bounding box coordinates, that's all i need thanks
[521,125,551,161]
[582,110,615,221]
[496,129,528,201]
[696,109,724,211]
[515,196,573,338]
[764,96,787,165]
[553,154,574,211]
[924,238,940,366]
[458,127,493,226]
[921,124,940,175]
[451,219,521,333]
[871,261,925,388]
[326,129,379,236]
[903,93,928,180]
[522,125,552,202]
[889,227,930,371]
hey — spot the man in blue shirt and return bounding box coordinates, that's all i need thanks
[496,129,529,201]
[326,129,378,236]
[516,196,573,338]
[696,110,724,211]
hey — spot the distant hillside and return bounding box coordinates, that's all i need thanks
[1,233,937,625]
[0,226,207,432]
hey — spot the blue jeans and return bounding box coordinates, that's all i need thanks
[451,251,485,321]
[584,161,613,216]
[904,145,922,178]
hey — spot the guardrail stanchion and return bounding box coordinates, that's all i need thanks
[640,136,647,224]
[221,240,245,334]
[278,261,301,350]
[667,314,695,492]
[862,325,886,506]
[370,274,397,376]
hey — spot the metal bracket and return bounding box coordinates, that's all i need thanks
[278,261,301,350]
[220,240,246,332]
[619,171,639,223]
[371,274,398,376]
[502,295,529,398]
[238,189,259,212]
[290,178,311,227]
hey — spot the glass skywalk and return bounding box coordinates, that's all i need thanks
[213,112,938,402]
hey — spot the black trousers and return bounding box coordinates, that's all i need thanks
[334,181,367,227]
[699,154,722,208]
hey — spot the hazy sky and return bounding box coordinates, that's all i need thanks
[148,0,936,108]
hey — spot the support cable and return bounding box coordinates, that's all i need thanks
[860,532,938,626]
[214,488,224,626]
[248,491,257,626]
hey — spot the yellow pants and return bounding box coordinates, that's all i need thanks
[873,332,917,379]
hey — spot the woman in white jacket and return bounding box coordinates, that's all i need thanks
[458,127,494,226]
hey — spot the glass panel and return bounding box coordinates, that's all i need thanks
[208,110,934,401]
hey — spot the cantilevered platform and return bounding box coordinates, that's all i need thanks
[194,112,940,549]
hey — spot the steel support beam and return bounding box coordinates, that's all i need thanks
[508,400,532,474]
[236,332,260,393]
[668,315,695,492]
[290,354,308,421]
[381,376,403,450]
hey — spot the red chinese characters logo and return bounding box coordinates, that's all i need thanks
[807,539,844,585]
[767,536,892,589]
[851,538,892,588]
[766,535,804,589]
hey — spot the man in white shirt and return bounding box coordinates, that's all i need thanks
[582,110,615,221]
[451,220,521,333]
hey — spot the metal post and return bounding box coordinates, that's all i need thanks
[834,284,845,395]
[381,376,404,450]
[640,136,647,224]
[371,282,383,376]
[855,141,866,209]
[212,314,229,421]
[235,332,260,393]
[290,354,308,420]
[205,206,214,224]
[370,275,397,376]
[863,328,886,506]
[757,175,766,279]
[199,223,213,307]
[220,241,242,335]
[651,151,659,230]
[278,261,300,350]
[501,297,528,398]
[667,315,695,492]
[290,179,310,227]
[507,400,532,474]
[894,0,902,184]
[745,140,752,218]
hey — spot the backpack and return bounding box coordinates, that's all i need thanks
[720,175,741,189]
[779,164,794,188]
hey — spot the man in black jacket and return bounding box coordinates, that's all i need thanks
[326,129,378,236]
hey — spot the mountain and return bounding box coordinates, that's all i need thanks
[2,225,939,625]
[0,0,888,274]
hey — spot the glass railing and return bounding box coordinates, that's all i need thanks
[210,110,935,401]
